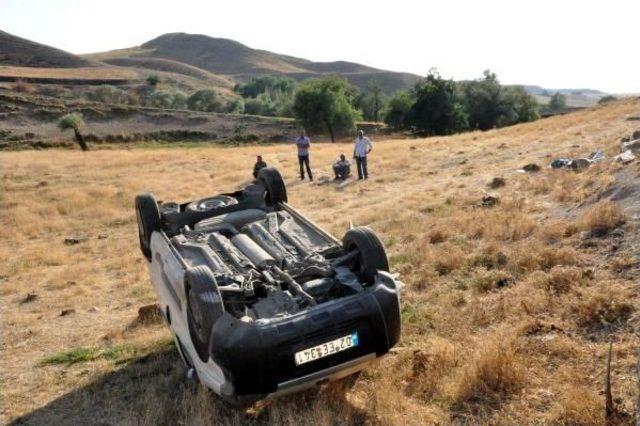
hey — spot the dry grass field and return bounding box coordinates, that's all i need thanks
[2,99,640,425]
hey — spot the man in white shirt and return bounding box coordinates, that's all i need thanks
[352,130,373,180]
[295,130,313,181]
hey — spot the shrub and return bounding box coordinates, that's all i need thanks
[146,74,160,86]
[572,283,634,329]
[579,201,625,236]
[187,89,224,112]
[447,333,524,406]
[87,85,128,105]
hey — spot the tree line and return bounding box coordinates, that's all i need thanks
[66,70,547,143]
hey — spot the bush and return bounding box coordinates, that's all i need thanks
[87,85,128,105]
[147,89,187,109]
[187,89,224,112]
[146,74,160,86]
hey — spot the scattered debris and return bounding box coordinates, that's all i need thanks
[88,306,100,313]
[60,309,76,316]
[487,177,506,189]
[615,150,636,164]
[64,236,88,245]
[620,139,640,153]
[496,276,515,288]
[588,150,606,163]
[479,195,500,207]
[569,158,591,170]
[550,158,572,169]
[137,303,163,325]
[21,292,38,304]
[522,163,541,173]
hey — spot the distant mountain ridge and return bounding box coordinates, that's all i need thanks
[87,32,422,94]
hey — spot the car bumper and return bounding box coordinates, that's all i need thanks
[209,274,401,400]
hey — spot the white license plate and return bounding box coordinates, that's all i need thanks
[294,332,359,366]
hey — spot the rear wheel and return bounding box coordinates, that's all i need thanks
[343,227,389,285]
[135,193,161,261]
[185,266,225,362]
[258,167,287,207]
[186,195,238,212]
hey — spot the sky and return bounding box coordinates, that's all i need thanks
[1,0,639,93]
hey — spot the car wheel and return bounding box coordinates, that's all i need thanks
[135,193,161,261]
[342,227,389,285]
[186,195,238,212]
[185,266,225,362]
[258,167,287,207]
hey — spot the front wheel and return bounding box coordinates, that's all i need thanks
[185,266,225,362]
[343,227,389,285]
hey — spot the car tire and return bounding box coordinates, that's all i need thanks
[258,167,287,207]
[135,193,161,261]
[342,226,389,285]
[185,266,225,362]
[186,195,238,212]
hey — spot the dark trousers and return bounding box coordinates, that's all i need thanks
[355,156,368,179]
[298,155,312,180]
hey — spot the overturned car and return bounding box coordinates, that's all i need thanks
[135,167,401,402]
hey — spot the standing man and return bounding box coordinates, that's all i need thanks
[253,155,266,178]
[295,130,313,181]
[353,130,373,180]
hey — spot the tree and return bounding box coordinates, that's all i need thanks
[58,113,88,151]
[146,75,160,87]
[187,89,223,112]
[359,79,386,122]
[462,70,503,130]
[502,86,539,124]
[293,76,361,142]
[383,90,414,129]
[548,92,567,111]
[407,70,468,135]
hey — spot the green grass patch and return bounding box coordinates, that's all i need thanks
[40,346,99,366]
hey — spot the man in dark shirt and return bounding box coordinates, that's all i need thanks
[253,155,267,178]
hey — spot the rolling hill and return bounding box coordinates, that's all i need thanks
[0,30,94,68]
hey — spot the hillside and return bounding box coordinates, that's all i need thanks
[2,99,640,424]
[86,32,423,94]
[0,30,94,68]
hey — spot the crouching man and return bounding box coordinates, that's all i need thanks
[333,154,351,180]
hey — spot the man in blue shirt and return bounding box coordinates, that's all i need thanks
[295,130,313,181]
